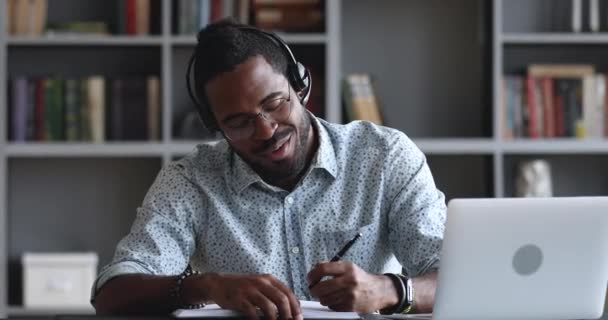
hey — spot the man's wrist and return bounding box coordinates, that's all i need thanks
[181,272,218,306]
[378,274,401,311]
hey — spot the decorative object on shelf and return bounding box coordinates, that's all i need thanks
[515,159,553,197]
[342,73,383,125]
[22,252,98,309]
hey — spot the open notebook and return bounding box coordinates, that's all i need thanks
[172,300,360,319]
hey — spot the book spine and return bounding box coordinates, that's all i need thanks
[88,76,106,143]
[526,76,538,138]
[80,80,91,141]
[126,0,137,35]
[34,78,45,141]
[11,77,28,142]
[147,76,161,141]
[541,77,555,138]
[26,79,36,140]
[135,0,150,35]
[64,78,81,141]
[572,0,582,32]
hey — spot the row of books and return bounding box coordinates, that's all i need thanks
[176,0,225,35]
[176,0,323,34]
[500,64,608,139]
[342,74,383,125]
[6,0,46,36]
[252,0,324,32]
[9,76,161,142]
[7,0,157,36]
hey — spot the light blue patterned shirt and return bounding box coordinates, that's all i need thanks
[92,116,446,300]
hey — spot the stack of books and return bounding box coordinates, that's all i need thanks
[9,76,161,142]
[501,64,608,139]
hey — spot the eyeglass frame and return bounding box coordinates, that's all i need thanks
[220,81,293,141]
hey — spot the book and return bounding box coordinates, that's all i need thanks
[87,76,106,143]
[135,0,151,35]
[11,77,28,142]
[572,0,582,32]
[64,78,81,141]
[173,300,359,319]
[343,74,382,125]
[146,76,161,141]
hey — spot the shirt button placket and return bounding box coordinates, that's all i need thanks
[284,195,304,297]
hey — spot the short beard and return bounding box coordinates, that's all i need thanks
[245,111,313,185]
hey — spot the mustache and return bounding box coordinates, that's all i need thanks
[253,127,293,154]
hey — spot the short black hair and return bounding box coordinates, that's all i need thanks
[193,18,289,110]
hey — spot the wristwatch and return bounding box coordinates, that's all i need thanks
[380,273,414,314]
[397,274,414,314]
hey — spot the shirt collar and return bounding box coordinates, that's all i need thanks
[228,112,338,194]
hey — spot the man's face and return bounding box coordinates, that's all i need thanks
[205,56,313,183]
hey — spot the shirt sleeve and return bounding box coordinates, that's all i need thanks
[385,131,447,277]
[91,162,203,301]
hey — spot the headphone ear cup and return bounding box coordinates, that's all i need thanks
[290,61,309,92]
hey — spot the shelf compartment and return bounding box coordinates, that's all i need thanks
[503,154,608,197]
[503,44,608,74]
[7,157,162,306]
[342,0,492,137]
[426,155,494,201]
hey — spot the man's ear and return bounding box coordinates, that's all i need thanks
[296,89,309,106]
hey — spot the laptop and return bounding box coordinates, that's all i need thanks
[431,197,608,320]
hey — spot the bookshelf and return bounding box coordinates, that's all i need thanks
[1,0,607,317]
[0,0,340,316]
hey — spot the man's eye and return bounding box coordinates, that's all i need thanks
[264,98,285,111]
[226,118,250,128]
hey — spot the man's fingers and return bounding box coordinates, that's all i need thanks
[318,288,349,307]
[307,261,350,287]
[269,277,302,319]
[259,283,293,320]
[309,275,344,298]
[237,300,261,320]
[249,292,278,320]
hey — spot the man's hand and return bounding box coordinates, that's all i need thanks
[306,261,399,313]
[187,273,302,320]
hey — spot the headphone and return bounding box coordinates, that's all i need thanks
[186,25,312,131]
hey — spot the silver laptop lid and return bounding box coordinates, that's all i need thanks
[433,197,608,320]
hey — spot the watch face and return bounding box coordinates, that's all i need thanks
[512,244,544,276]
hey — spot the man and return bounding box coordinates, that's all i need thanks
[92,20,446,320]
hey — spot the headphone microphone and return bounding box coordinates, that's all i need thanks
[186,26,312,131]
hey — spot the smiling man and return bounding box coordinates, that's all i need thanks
[92,19,446,320]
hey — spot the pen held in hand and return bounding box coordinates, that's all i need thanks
[308,232,362,289]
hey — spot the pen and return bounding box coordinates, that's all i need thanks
[309,232,362,288]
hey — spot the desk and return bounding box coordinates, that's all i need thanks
[8,314,608,320]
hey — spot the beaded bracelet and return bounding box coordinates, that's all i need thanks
[170,266,206,310]
[379,273,406,315]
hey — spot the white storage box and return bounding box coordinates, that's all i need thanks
[22,252,98,308]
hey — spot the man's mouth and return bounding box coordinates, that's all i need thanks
[259,133,292,161]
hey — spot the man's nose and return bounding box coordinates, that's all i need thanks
[252,115,278,140]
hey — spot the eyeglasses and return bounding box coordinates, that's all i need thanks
[222,82,292,141]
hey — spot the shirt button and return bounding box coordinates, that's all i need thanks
[291,246,300,254]
[286,197,294,205]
